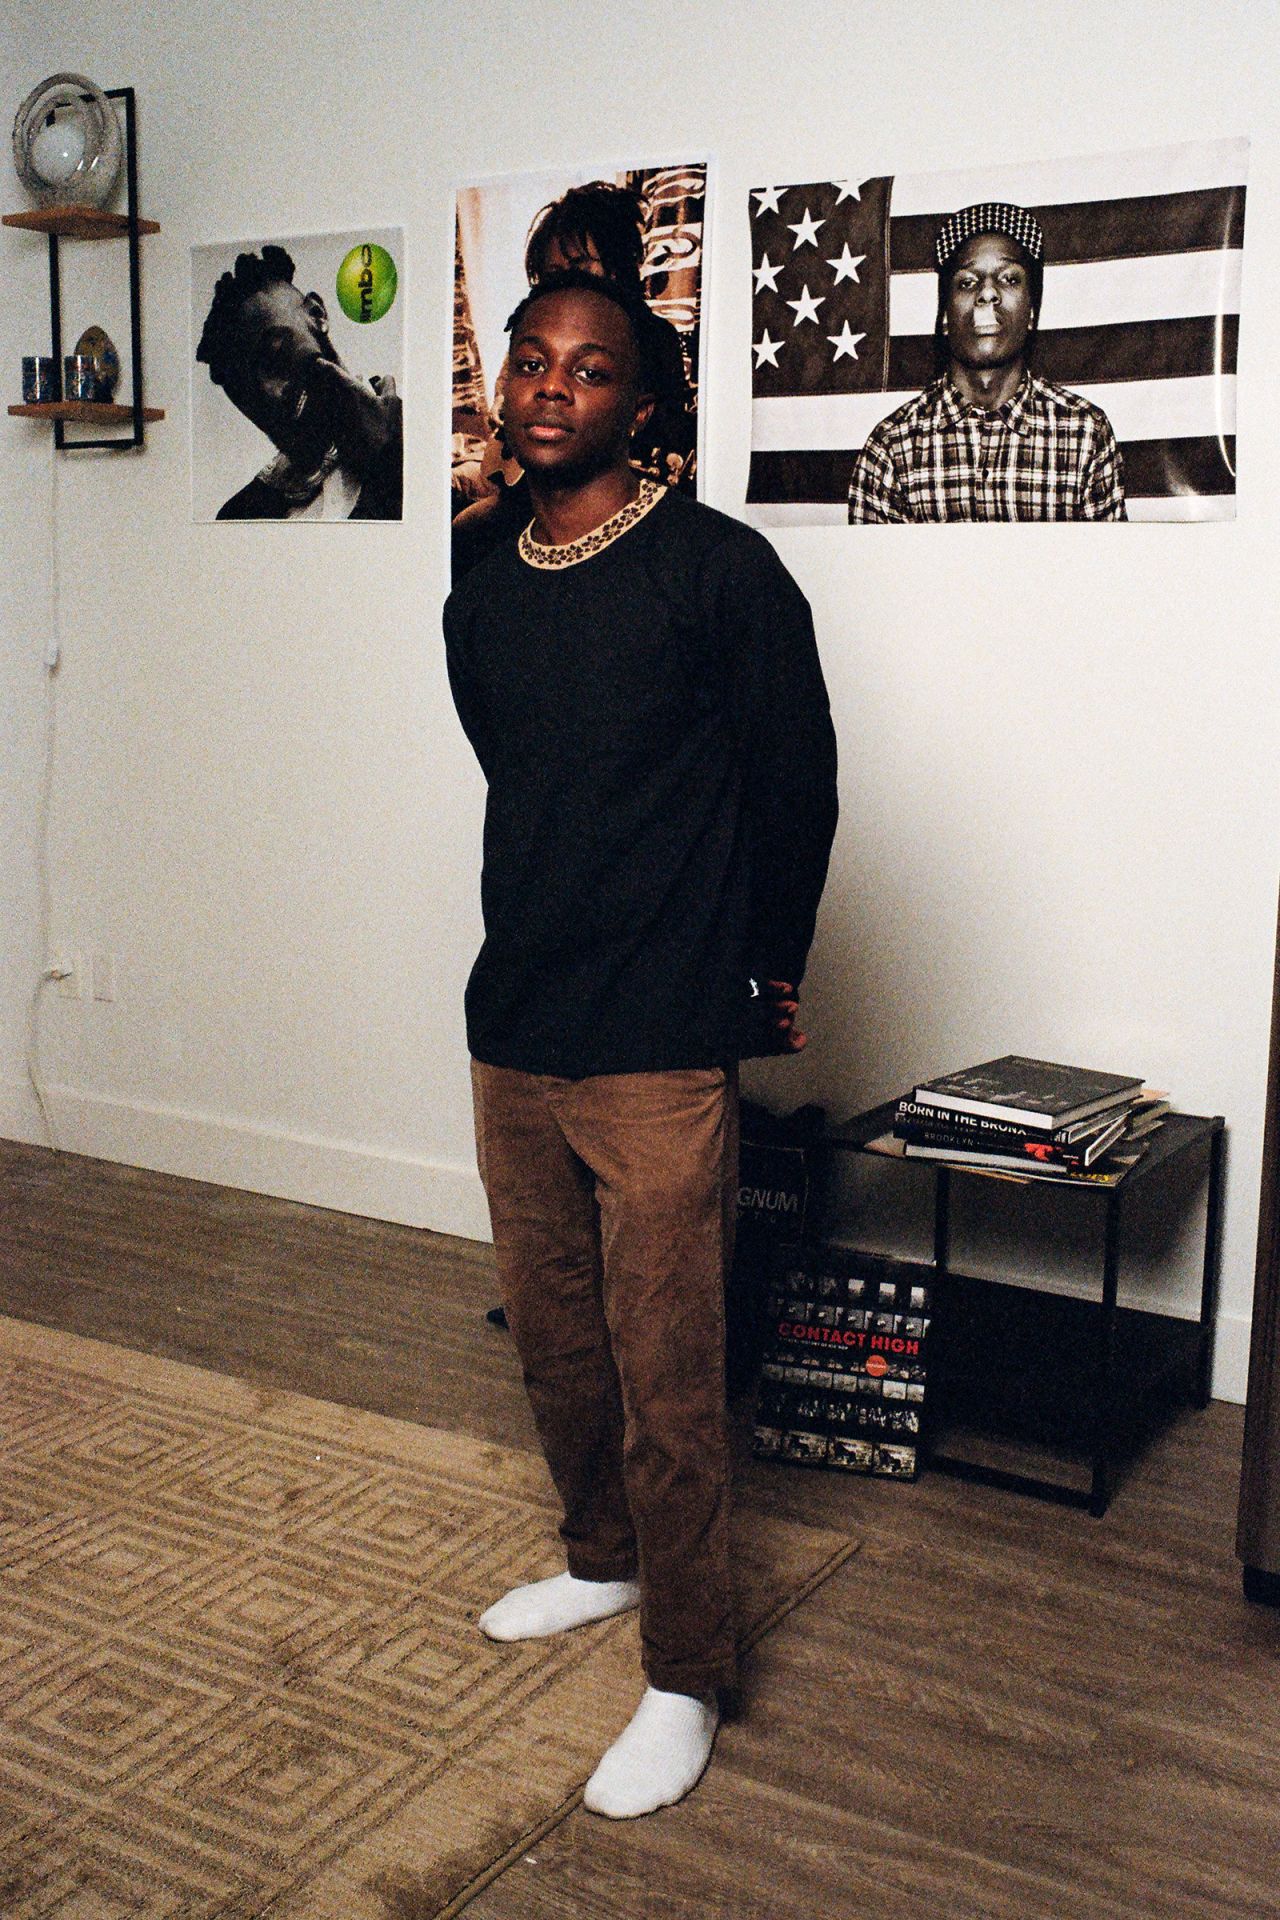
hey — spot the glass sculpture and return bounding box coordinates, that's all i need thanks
[12,72,122,211]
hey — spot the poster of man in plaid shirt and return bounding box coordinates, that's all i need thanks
[747,140,1246,526]
[849,201,1126,522]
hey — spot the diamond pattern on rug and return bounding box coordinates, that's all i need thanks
[0,1348,590,1917]
[0,1317,858,1920]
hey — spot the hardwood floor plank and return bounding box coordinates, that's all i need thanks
[0,1138,533,1447]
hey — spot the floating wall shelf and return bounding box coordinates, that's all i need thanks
[9,401,164,423]
[3,207,160,240]
[5,88,162,450]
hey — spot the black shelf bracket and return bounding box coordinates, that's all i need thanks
[51,86,148,453]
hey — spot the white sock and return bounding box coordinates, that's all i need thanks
[582,1685,720,1818]
[478,1571,640,1641]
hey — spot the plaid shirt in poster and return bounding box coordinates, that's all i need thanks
[848,372,1127,522]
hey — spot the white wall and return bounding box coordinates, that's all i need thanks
[2,0,1276,1396]
[1,14,55,1160]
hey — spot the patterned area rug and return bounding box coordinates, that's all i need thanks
[0,1316,859,1920]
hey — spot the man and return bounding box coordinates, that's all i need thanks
[524,178,696,489]
[443,269,837,1817]
[451,180,694,579]
[849,201,1125,522]
[197,244,402,520]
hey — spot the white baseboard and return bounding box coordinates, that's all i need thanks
[0,1076,491,1243]
[1211,1310,1252,1406]
[0,1073,48,1148]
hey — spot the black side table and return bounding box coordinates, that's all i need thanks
[820,1108,1226,1516]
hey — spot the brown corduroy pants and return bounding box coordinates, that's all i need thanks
[471,1059,739,1699]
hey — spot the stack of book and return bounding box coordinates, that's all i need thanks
[888,1055,1169,1185]
[752,1249,933,1478]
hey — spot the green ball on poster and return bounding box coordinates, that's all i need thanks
[336,243,398,323]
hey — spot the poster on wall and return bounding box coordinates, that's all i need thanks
[451,161,707,578]
[190,227,404,523]
[746,140,1247,525]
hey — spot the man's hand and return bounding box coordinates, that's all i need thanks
[766,979,807,1051]
[302,357,395,473]
[747,977,806,1053]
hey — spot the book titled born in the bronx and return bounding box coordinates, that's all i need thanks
[913,1055,1143,1132]
[893,1100,1132,1170]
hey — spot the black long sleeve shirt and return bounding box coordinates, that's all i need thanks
[443,490,838,1079]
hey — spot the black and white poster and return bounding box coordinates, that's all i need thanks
[451,163,707,578]
[746,140,1247,525]
[190,227,404,523]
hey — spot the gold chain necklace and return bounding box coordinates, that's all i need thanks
[518,479,665,570]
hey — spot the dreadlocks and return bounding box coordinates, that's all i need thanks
[196,245,299,389]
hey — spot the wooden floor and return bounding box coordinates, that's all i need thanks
[2,1137,1278,1920]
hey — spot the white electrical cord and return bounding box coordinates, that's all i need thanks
[25,434,62,1150]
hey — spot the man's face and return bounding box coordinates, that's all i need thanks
[943,234,1035,373]
[502,287,653,486]
[218,280,341,464]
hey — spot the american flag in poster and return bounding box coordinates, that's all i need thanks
[746,139,1247,525]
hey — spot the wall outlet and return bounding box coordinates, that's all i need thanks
[91,951,117,1003]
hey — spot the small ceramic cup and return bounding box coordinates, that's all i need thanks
[22,355,59,403]
[63,354,98,402]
